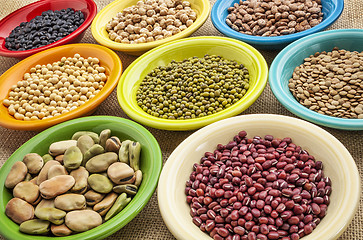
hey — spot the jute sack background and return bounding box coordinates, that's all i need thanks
[0,0,362,239]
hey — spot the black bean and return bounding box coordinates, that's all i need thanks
[5,8,85,51]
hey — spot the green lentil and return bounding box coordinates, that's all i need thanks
[136,55,250,120]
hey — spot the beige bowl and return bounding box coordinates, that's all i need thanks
[158,114,361,240]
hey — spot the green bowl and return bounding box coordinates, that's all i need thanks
[0,116,162,240]
[117,36,268,131]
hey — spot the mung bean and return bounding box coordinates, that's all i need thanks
[136,54,250,119]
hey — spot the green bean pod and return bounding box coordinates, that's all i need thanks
[118,140,132,164]
[104,193,131,221]
[129,141,141,171]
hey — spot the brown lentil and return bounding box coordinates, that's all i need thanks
[185,131,331,239]
[136,54,250,119]
[288,47,363,119]
[226,0,323,37]
[2,54,107,121]
[106,0,197,44]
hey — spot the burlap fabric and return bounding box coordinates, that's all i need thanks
[0,0,362,239]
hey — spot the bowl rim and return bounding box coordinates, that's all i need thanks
[91,0,211,52]
[0,0,97,58]
[117,36,269,131]
[0,115,163,240]
[269,29,363,130]
[157,114,361,240]
[211,0,344,46]
[0,43,123,131]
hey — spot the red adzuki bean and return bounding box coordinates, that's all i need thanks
[186,131,331,239]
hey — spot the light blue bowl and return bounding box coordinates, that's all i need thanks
[269,29,363,130]
[211,0,344,50]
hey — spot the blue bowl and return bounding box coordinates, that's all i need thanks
[211,0,344,50]
[269,29,363,130]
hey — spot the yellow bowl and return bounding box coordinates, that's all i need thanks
[91,0,211,56]
[0,43,122,131]
[117,36,268,131]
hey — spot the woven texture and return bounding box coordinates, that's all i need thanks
[0,0,362,239]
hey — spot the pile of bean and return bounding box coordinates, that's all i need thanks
[288,48,363,119]
[2,54,107,121]
[136,55,250,119]
[4,129,142,236]
[106,0,197,44]
[185,131,331,240]
[5,8,85,51]
[226,0,323,36]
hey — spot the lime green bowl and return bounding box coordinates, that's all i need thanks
[117,36,268,131]
[0,116,162,240]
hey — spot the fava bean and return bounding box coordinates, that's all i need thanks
[5,161,27,188]
[19,219,50,235]
[4,129,143,237]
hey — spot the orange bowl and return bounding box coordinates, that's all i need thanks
[0,43,122,131]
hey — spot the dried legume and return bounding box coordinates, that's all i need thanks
[289,47,363,119]
[185,131,331,239]
[5,8,85,51]
[226,0,323,37]
[106,0,197,44]
[4,129,142,236]
[2,54,107,121]
[136,55,250,119]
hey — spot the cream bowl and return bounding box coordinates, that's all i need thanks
[158,114,360,240]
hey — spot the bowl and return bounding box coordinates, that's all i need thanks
[0,43,122,131]
[269,29,363,130]
[0,0,97,59]
[91,0,210,56]
[158,114,361,240]
[0,115,163,240]
[211,0,344,50]
[117,36,268,131]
